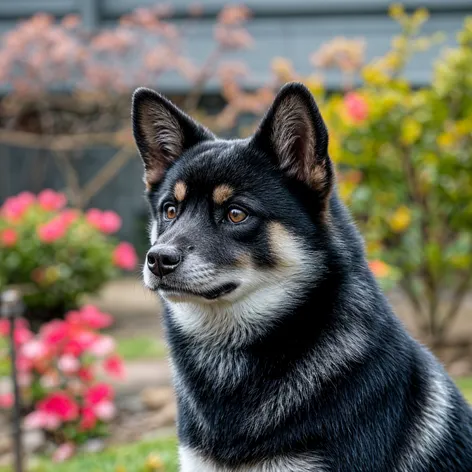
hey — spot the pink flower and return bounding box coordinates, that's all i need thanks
[0,228,18,247]
[85,209,122,233]
[38,392,79,422]
[63,331,97,357]
[41,320,69,345]
[16,355,33,373]
[59,209,79,226]
[21,340,48,360]
[52,442,75,463]
[85,208,102,228]
[85,383,114,406]
[0,393,13,409]
[66,305,113,330]
[90,336,116,357]
[38,189,67,211]
[80,406,97,431]
[24,410,61,431]
[18,372,32,387]
[99,211,122,234]
[37,217,68,243]
[1,192,35,221]
[104,355,125,379]
[58,355,80,374]
[0,318,29,337]
[14,327,33,346]
[94,401,116,421]
[344,92,369,123]
[113,242,138,270]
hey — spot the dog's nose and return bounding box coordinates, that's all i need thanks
[147,247,182,277]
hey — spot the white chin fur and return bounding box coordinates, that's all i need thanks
[165,238,323,346]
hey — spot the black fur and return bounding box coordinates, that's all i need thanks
[132,83,472,471]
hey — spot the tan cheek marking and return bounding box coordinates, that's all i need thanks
[268,222,298,268]
[213,184,234,205]
[234,253,253,269]
[174,180,187,202]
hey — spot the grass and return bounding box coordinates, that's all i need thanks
[0,436,178,472]
[116,336,167,361]
[456,377,472,404]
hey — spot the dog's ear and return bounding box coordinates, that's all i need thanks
[252,82,333,200]
[132,88,215,188]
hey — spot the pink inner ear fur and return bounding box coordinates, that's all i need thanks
[271,95,319,185]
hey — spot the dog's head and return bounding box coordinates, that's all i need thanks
[132,83,341,341]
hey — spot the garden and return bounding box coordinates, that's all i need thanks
[0,3,472,471]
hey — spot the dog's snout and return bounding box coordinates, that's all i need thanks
[147,246,182,277]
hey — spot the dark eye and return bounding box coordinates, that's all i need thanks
[227,207,248,224]
[164,204,177,221]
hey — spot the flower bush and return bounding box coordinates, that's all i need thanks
[291,8,472,344]
[0,190,138,325]
[0,305,124,461]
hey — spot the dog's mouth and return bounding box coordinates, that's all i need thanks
[158,281,239,300]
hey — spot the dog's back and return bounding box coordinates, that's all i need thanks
[133,83,472,471]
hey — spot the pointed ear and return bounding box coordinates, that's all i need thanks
[132,88,215,188]
[252,82,333,201]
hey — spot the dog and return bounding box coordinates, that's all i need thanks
[132,82,472,471]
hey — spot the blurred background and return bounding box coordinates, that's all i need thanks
[0,1,471,470]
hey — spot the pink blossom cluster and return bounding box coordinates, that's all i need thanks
[0,189,137,271]
[0,305,125,461]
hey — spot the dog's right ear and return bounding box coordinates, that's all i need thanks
[132,88,214,189]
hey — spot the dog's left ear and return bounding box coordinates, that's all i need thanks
[252,82,333,200]
[132,87,215,188]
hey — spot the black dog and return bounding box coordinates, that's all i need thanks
[132,82,472,471]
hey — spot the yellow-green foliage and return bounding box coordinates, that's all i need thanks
[304,9,472,340]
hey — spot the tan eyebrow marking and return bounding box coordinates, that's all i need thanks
[174,180,187,202]
[213,184,234,205]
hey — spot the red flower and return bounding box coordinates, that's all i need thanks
[0,393,13,409]
[78,367,94,383]
[0,228,18,247]
[104,355,125,379]
[38,392,79,421]
[66,305,113,330]
[344,92,369,123]
[85,209,121,234]
[1,192,35,221]
[79,406,97,431]
[38,189,67,211]
[85,383,114,406]
[113,242,138,270]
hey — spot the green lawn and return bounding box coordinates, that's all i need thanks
[456,377,472,404]
[0,436,178,472]
[116,336,168,361]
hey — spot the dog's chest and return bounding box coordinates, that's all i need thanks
[179,446,326,472]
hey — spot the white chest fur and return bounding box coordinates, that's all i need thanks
[179,446,326,472]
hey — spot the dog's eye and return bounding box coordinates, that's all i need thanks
[164,204,177,221]
[227,207,247,224]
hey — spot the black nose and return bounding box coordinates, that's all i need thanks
[147,247,182,277]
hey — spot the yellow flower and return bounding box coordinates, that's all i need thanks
[145,453,165,471]
[400,118,422,145]
[389,206,412,233]
[115,466,127,472]
[389,3,405,19]
[437,132,454,149]
[362,66,389,86]
[305,75,324,97]
[412,7,429,25]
